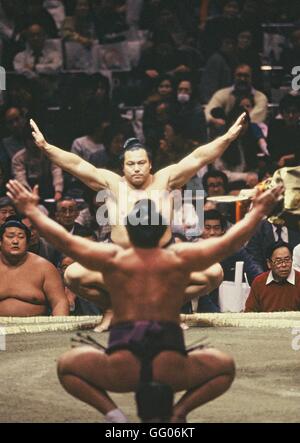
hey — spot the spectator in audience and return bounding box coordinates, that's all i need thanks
[280,28,300,74]
[236,29,262,88]
[21,216,59,265]
[4,75,34,117]
[267,94,300,167]
[239,0,263,52]
[0,197,16,226]
[202,170,229,197]
[44,0,66,30]
[55,197,82,234]
[143,74,174,106]
[11,127,64,201]
[19,0,58,37]
[246,219,300,274]
[203,209,261,284]
[1,107,26,162]
[171,78,208,142]
[91,0,128,42]
[62,0,97,48]
[143,98,173,155]
[202,0,240,57]
[13,24,62,78]
[70,105,109,165]
[0,216,69,316]
[205,64,268,128]
[0,0,26,69]
[200,36,237,104]
[197,208,262,313]
[245,242,300,312]
[137,30,191,97]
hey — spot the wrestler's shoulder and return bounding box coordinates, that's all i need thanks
[26,252,58,270]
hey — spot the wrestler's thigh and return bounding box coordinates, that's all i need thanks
[152,348,235,391]
[58,347,141,392]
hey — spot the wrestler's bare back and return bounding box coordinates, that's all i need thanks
[0,253,51,316]
[101,246,191,324]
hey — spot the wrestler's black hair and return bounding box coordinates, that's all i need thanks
[0,216,31,242]
[119,138,152,167]
[125,199,167,249]
[265,241,293,260]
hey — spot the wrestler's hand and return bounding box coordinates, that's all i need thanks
[30,119,47,150]
[226,112,247,142]
[251,185,284,217]
[6,180,40,214]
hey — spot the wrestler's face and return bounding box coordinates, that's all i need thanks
[1,227,28,257]
[123,149,152,188]
[267,247,292,280]
[0,205,16,226]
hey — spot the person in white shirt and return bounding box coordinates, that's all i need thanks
[13,24,62,78]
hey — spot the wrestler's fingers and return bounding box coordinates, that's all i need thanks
[30,119,40,133]
[33,185,39,196]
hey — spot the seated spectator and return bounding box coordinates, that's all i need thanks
[143,98,173,155]
[62,0,97,48]
[70,103,109,165]
[0,217,69,316]
[198,208,262,312]
[170,78,207,142]
[267,94,300,168]
[55,197,81,234]
[143,74,174,106]
[58,254,101,315]
[75,188,111,241]
[205,64,268,129]
[236,29,262,88]
[1,107,26,162]
[202,170,229,197]
[202,0,240,57]
[4,75,34,117]
[13,24,62,78]
[12,127,63,201]
[44,0,66,30]
[0,0,26,69]
[18,0,58,37]
[91,0,128,42]
[21,216,59,265]
[0,197,16,226]
[200,36,237,104]
[246,219,300,274]
[137,30,191,98]
[280,27,300,74]
[245,242,300,312]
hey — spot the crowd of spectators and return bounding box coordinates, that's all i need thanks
[1,0,300,317]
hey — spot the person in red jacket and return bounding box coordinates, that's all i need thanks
[245,242,300,312]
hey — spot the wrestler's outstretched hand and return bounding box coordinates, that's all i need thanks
[251,185,284,217]
[6,180,39,214]
[30,119,47,150]
[226,112,247,142]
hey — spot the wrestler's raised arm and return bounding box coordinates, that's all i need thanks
[7,180,122,272]
[163,113,247,189]
[30,119,120,191]
[171,186,284,271]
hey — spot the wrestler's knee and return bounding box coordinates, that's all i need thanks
[204,348,236,380]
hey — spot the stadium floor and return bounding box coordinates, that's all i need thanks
[0,327,299,423]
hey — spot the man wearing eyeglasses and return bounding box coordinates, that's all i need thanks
[245,242,300,312]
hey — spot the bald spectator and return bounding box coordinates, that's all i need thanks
[0,217,69,316]
[0,197,16,226]
[13,24,62,78]
[55,197,81,234]
[205,64,268,127]
[245,242,300,312]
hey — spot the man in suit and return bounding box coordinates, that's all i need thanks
[246,219,300,274]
